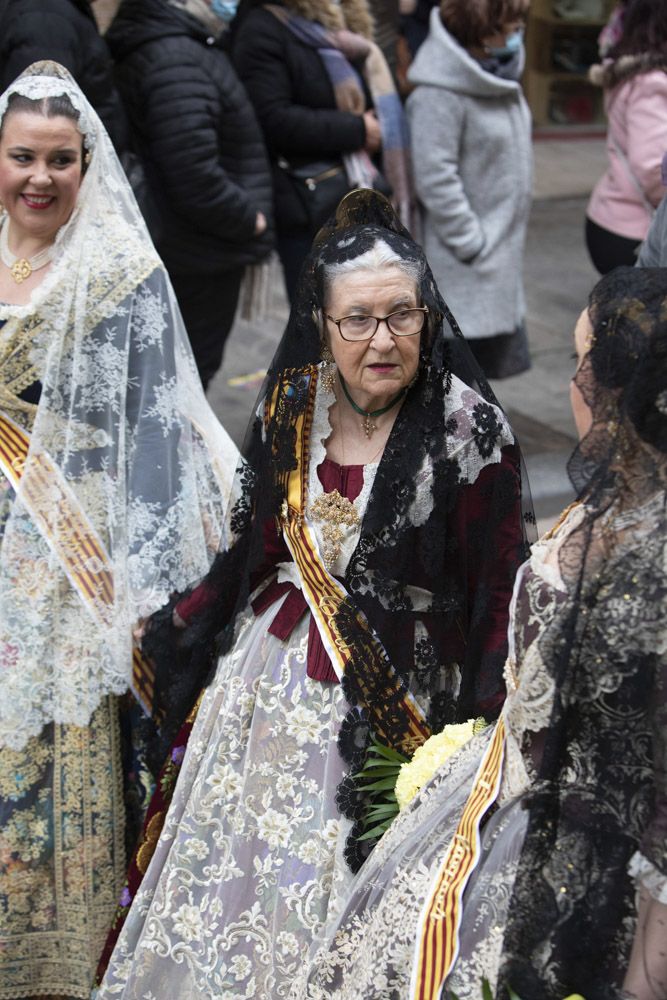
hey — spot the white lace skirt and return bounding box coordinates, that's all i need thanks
[99,602,352,999]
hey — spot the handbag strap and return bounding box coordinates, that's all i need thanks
[610,132,656,222]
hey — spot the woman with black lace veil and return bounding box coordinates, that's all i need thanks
[291,265,667,1000]
[97,190,533,999]
[0,61,236,999]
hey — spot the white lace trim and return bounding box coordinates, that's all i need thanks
[0,71,98,150]
[628,851,667,904]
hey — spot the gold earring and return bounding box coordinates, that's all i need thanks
[320,343,337,393]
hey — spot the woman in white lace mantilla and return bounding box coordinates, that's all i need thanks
[292,266,667,1000]
[0,61,237,999]
[96,191,533,998]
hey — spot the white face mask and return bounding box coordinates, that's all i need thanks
[485,27,524,58]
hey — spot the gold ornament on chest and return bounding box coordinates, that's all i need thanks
[0,219,54,284]
[309,489,360,569]
[9,258,33,284]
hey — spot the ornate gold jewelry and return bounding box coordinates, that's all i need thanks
[309,488,360,568]
[0,220,54,284]
[320,363,337,394]
[320,343,337,393]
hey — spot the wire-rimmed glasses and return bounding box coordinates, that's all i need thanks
[326,306,429,342]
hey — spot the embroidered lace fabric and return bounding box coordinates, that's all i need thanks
[99,571,352,998]
[291,497,667,1000]
[0,63,237,751]
[0,60,238,999]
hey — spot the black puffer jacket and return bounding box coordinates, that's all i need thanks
[106,0,274,274]
[0,0,128,151]
[231,1,367,233]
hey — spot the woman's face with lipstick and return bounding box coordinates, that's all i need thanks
[324,265,422,412]
[0,110,83,245]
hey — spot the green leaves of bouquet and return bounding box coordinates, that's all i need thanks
[352,740,407,842]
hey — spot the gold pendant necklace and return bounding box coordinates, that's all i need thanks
[0,219,54,284]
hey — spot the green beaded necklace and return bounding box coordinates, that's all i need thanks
[339,375,408,438]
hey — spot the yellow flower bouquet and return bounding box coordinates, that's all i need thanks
[352,719,487,844]
[395,720,482,810]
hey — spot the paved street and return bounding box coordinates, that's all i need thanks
[208,140,606,530]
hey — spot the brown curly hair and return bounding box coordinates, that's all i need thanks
[440,0,530,49]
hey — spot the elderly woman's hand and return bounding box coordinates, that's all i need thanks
[363,110,382,155]
[133,619,147,645]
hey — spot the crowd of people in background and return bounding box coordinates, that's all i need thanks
[0,0,666,998]
[1,0,665,375]
[0,0,542,386]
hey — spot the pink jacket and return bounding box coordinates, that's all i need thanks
[587,69,667,240]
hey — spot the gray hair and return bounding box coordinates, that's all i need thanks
[322,239,422,304]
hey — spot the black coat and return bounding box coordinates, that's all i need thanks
[106,0,274,275]
[0,0,128,152]
[231,3,367,234]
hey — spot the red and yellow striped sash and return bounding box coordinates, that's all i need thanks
[410,717,506,999]
[268,367,430,754]
[0,409,156,713]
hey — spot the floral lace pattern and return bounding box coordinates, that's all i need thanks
[0,62,237,1000]
[99,606,354,999]
[293,495,667,998]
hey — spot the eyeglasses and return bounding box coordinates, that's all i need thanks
[326,306,429,342]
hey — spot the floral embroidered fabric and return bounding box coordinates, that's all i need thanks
[293,267,667,1000]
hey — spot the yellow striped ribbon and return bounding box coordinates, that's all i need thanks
[410,717,506,999]
[0,409,156,713]
[269,366,430,755]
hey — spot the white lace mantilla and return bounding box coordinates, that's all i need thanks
[0,65,238,749]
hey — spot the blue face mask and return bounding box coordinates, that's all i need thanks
[210,0,238,22]
[486,27,524,59]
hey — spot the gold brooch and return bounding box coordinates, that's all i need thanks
[309,489,360,568]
